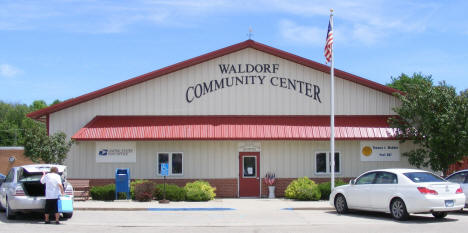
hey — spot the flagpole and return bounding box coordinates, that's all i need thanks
[329,9,335,190]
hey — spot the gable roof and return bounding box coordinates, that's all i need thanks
[27,39,400,120]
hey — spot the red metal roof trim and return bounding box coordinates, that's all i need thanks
[27,40,401,120]
[72,115,398,141]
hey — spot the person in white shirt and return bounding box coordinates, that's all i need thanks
[40,167,64,224]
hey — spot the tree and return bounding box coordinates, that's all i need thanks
[24,129,73,164]
[387,72,433,93]
[0,99,59,146]
[388,74,468,176]
[0,101,30,146]
[30,100,47,112]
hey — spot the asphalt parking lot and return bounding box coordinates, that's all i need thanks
[0,199,467,233]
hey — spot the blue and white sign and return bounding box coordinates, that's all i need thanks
[96,141,136,163]
[360,140,400,162]
[160,163,169,176]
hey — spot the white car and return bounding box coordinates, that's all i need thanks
[329,168,465,220]
[0,164,74,220]
[445,169,468,207]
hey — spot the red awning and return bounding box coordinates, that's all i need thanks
[72,116,397,141]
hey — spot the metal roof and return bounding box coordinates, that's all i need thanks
[72,115,397,141]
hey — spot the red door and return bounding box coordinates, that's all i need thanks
[239,152,260,197]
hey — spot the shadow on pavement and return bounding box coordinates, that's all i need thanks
[449,209,468,216]
[0,211,71,224]
[325,210,458,224]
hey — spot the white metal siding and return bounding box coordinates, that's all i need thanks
[68,141,238,179]
[47,47,404,178]
[68,140,415,179]
[49,48,399,138]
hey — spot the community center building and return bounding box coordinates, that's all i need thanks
[27,40,417,197]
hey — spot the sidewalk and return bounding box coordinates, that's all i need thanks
[74,198,334,211]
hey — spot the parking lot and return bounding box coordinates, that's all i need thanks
[0,199,467,233]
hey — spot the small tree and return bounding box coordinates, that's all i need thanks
[389,74,468,176]
[24,129,73,165]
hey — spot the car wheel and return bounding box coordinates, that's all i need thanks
[432,212,447,219]
[62,212,73,219]
[334,194,349,214]
[390,198,408,221]
[5,198,15,220]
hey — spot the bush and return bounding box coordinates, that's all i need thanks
[131,179,149,200]
[284,177,321,201]
[89,184,116,201]
[134,181,155,202]
[154,184,186,201]
[184,180,216,201]
[318,179,347,200]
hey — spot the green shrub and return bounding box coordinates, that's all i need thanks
[284,177,321,201]
[89,184,116,201]
[130,180,149,200]
[318,179,347,200]
[154,184,186,201]
[134,181,155,202]
[184,180,216,201]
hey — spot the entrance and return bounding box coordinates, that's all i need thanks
[239,152,260,197]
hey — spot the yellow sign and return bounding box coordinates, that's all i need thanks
[362,146,372,156]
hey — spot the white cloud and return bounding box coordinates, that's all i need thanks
[350,24,382,45]
[0,64,22,78]
[0,0,233,33]
[271,0,438,46]
[0,0,449,41]
[279,20,324,45]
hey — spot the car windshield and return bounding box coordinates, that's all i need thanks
[404,172,445,183]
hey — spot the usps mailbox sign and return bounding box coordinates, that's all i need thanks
[160,163,169,176]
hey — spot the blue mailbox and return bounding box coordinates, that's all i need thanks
[115,168,130,200]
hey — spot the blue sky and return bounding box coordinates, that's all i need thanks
[1,0,467,105]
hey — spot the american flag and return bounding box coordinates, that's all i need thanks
[324,17,333,63]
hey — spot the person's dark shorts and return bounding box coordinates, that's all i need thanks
[45,199,58,214]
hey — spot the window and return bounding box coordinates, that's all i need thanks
[356,172,376,185]
[5,169,15,183]
[157,152,183,176]
[172,153,183,174]
[374,172,398,184]
[243,156,257,178]
[446,172,468,184]
[315,152,341,174]
[404,172,444,183]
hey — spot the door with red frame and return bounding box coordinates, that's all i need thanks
[239,152,260,197]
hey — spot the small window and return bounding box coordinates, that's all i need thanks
[316,153,327,173]
[404,172,445,183]
[158,153,169,174]
[315,152,341,174]
[172,153,183,175]
[375,172,398,184]
[157,152,183,176]
[243,156,257,178]
[356,172,377,185]
[5,169,15,183]
[446,172,468,184]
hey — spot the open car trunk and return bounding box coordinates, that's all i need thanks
[19,170,64,197]
[22,181,46,197]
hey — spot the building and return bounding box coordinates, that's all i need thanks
[0,147,35,175]
[27,40,417,197]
